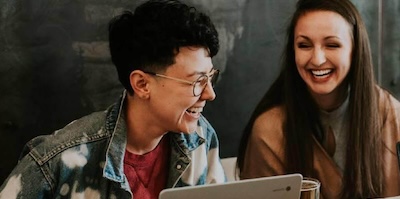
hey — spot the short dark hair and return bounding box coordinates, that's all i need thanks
[108,0,219,94]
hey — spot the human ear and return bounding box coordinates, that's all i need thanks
[129,70,150,99]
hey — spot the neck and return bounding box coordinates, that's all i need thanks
[124,94,166,155]
[312,83,349,112]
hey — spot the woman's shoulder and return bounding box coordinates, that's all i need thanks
[255,105,285,125]
[252,105,285,140]
[376,86,400,110]
[376,86,400,135]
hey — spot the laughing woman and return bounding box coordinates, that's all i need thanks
[237,0,400,198]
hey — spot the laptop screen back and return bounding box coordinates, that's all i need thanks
[159,173,302,199]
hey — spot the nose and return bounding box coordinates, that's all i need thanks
[311,47,326,67]
[199,83,216,101]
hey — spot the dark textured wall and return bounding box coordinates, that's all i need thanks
[0,0,399,183]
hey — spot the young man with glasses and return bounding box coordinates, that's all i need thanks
[0,0,225,198]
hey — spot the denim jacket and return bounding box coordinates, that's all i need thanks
[0,92,226,199]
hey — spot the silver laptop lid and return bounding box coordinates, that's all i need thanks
[159,173,303,199]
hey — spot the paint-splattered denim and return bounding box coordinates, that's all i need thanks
[0,92,225,199]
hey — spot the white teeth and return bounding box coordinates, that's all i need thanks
[311,69,332,76]
[187,107,203,114]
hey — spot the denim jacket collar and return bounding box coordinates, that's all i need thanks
[102,91,205,186]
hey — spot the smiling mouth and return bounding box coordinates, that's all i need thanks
[186,107,203,116]
[311,69,333,78]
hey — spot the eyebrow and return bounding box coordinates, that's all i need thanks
[295,35,341,41]
[187,67,215,77]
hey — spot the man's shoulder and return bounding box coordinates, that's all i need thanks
[23,110,112,165]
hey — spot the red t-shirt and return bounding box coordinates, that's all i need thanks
[123,136,170,199]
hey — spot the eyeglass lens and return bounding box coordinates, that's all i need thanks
[193,70,219,96]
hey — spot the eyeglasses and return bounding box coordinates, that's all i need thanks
[144,69,219,97]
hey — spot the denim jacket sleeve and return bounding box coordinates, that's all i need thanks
[0,139,53,198]
[0,111,117,199]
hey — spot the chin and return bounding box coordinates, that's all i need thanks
[309,84,337,95]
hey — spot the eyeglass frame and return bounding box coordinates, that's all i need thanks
[143,69,220,97]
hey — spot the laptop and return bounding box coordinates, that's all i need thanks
[159,173,303,199]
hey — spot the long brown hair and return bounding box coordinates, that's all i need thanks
[237,0,382,197]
